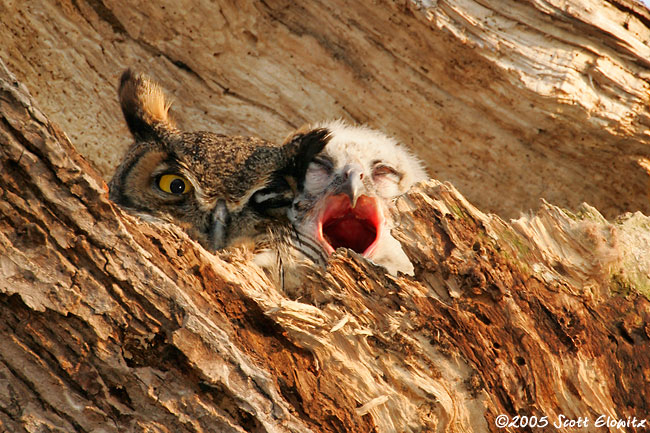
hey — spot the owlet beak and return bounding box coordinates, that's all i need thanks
[340,164,364,208]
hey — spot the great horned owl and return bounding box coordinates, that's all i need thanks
[109,69,329,251]
[257,120,428,282]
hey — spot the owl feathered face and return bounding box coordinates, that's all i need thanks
[109,69,329,251]
[290,121,428,274]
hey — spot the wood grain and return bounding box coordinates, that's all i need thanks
[1,0,649,219]
[2,55,650,431]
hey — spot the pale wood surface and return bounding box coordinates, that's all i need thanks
[2,55,650,431]
[2,1,650,432]
[1,0,649,218]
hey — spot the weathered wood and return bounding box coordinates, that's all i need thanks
[3,1,650,432]
[1,0,649,219]
[2,54,650,432]
[0,61,324,433]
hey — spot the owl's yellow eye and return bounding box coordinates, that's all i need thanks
[158,174,192,195]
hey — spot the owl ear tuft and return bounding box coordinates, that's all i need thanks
[248,127,331,215]
[281,126,332,191]
[118,69,177,141]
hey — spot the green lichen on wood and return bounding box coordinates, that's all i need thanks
[610,271,633,297]
[498,227,531,260]
[447,202,472,222]
[610,212,650,300]
[480,227,533,277]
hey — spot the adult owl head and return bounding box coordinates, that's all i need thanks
[109,69,330,251]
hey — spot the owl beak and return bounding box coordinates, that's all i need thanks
[208,199,230,251]
[340,165,364,208]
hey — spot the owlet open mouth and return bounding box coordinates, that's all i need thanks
[317,194,382,256]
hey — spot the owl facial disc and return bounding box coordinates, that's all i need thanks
[317,194,383,256]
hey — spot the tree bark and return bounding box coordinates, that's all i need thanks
[2,57,650,432]
[1,0,650,219]
[2,1,650,433]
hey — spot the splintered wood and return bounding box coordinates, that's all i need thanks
[1,1,650,219]
[2,55,650,432]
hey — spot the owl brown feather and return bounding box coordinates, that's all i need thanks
[109,69,330,251]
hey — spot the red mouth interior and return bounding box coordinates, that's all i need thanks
[319,195,381,256]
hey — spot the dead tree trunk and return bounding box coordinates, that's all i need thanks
[2,0,650,219]
[2,1,650,432]
[2,57,650,432]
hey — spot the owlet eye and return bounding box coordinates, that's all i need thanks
[372,164,401,180]
[158,174,192,195]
